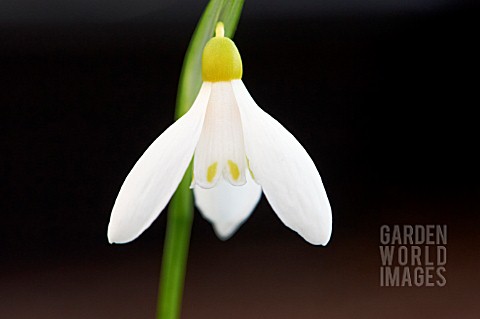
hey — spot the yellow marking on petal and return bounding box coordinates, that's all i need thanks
[207,162,218,183]
[227,160,240,181]
[246,157,256,180]
[202,22,242,82]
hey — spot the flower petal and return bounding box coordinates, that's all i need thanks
[194,171,262,240]
[193,82,247,188]
[231,80,332,245]
[108,82,212,244]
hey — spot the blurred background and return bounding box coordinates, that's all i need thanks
[1,0,479,318]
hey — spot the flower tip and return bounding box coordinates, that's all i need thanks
[304,235,331,246]
[305,226,332,246]
[213,224,236,241]
[107,226,119,244]
[319,234,332,247]
[107,223,135,244]
[296,214,332,246]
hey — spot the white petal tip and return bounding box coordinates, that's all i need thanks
[212,224,238,241]
[107,223,138,244]
[300,224,332,246]
[311,234,332,246]
[302,236,330,246]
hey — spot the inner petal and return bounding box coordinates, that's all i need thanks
[194,82,247,188]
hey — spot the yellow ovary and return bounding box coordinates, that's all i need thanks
[202,22,243,82]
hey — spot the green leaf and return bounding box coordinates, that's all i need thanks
[219,0,244,38]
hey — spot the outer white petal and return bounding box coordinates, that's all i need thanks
[108,83,212,244]
[231,80,332,245]
[194,171,262,240]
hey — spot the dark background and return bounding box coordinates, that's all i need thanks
[1,1,479,318]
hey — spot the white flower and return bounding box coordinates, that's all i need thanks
[108,23,332,245]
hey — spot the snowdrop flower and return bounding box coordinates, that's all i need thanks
[108,22,332,245]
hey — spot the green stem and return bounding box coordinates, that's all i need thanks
[157,166,193,319]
